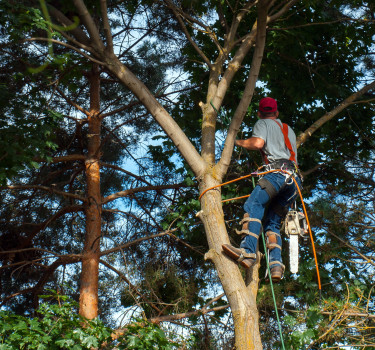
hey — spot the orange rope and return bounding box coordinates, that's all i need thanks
[198,169,288,201]
[292,177,322,292]
[221,194,250,203]
[198,173,254,201]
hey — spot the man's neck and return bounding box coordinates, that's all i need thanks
[261,116,278,120]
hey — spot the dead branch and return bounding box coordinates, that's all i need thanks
[2,185,86,202]
[102,183,188,204]
[100,229,177,256]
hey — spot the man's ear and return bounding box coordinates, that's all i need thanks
[257,111,261,119]
[276,111,279,117]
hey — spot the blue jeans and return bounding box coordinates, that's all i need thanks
[240,172,302,267]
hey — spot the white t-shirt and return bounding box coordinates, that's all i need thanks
[252,118,298,164]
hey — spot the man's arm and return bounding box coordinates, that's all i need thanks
[235,137,265,150]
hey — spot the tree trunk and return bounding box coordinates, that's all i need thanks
[79,64,102,319]
[199,173,262,350]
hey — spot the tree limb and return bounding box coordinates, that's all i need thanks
[149,293,229,323]
[217,0,270,177]
[163,0,222,52]
[56,87,90,117]
[103,55,206,177]
[19,205,84,248]
[327,229,375,267]
[164,0,212,69]
[2,185,86,202]
[47,4,91,46]
[100,0,113,52]
[100,230,177,257]
[72,0,105,52]
[102,183,188,204]
[100,162,188,202]
[269,0,299,21]
[0,255,81,307]
[297,80,375,147]
[34,154,86,163]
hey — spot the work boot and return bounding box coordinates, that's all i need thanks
[270,265,284,283]
[222,244,256,269]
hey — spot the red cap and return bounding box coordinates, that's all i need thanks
[259,97,277,113]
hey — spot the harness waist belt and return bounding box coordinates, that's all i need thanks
[268,159,296,171]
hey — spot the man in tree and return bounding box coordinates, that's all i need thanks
[222,97,302,282]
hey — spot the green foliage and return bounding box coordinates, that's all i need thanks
[0,293,179,350]
[117,320,179,350]
[0,294,111,350]
[0,108,61,185]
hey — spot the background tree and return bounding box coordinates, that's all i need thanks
[0,0,206,325]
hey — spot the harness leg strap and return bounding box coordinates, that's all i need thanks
[258,177,278,200]
[235,214,262,239]
[241,213,249,231]
[266,231,281,250]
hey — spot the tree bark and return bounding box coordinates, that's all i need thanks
[198,173,262,350]
[79,63,102,319]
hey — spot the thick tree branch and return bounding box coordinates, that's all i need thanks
[47,4,91,46]
[103,56,205,177]
[269,0,299,21]
[212,27,257,112]
[300,163,325,177]
[72,0,105,52]
[35,154,86,163]
[212,0,289,117]
[216,0,270,177]
[100,84,196,118]
[100,0,113,52]
[297,80,375,147]
[226,0,257,45]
